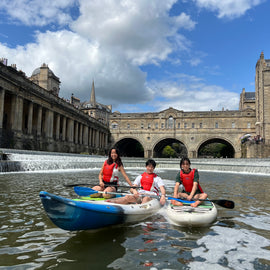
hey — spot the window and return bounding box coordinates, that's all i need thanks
[178,123,180,129]
[184,123,187,128]
[199,123,203,128]
[232,122,235,128]
[127,123,130,129]
[247,122,251,128]
[148,123,151,129]
[215,122,219,128]
[111,123,118,129]
[155,123,158,129]
[168,116,174,129]
[161,123,164,129]
[141,123,144,129]
[192,123,195,128]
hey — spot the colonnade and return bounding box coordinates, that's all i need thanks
[0,87,109,154]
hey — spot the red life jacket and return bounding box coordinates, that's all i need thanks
[102,160,118,183]
[180,168,203,193]
[140,172,157,191]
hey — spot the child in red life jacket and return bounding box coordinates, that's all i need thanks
[107,159,166,205]
[91,148,133,199]
[172,157,207,207]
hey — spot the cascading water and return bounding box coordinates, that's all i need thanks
[0,148,270,175]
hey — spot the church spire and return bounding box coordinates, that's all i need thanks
[90,80,96,105]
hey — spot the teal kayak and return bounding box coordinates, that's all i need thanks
[40,191,161,231]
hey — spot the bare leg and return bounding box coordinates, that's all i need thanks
[102,186,116,199]
[191,193,208,207]
[106,195,138,204]
[90,185,103,198]
[141,196,152,204]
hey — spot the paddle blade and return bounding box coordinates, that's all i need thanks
[212,200,235,209]
[74,186,97,196]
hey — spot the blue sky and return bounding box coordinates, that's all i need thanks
[0,0,269,113]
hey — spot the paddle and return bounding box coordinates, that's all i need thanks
[167,196,235,209]
[74,186,159,199]
[64,183,142,189]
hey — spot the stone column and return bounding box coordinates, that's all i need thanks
[104,133,108,149]
[88,127,92,147]
[45,109,53,138]
[83,125,89,145]
[67,118,74,142]
[0,88,5,128]
[62,117,66,141]
[96,130,99,149]
[11,95,23,132]
[74,122,78,144]
[79,124,83,144]
[37,106,42,136]
[27,102,33,134]
[55,114,60,140]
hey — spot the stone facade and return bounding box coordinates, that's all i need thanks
[110,107,256,158]
[0,62,109,154]
[109,52,270,158]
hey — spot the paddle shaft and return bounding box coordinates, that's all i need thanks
[168,196,235,209]
[65,183,142,189]
[74,186,160,199]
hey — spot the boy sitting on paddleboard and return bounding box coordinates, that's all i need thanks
[107,159,166,205]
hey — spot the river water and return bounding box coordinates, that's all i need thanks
[0,151,270,270]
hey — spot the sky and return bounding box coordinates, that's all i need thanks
[0,0,269,113]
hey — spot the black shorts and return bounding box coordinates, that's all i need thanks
[103,181,118,190]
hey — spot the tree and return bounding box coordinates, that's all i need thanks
[162,145,177,158]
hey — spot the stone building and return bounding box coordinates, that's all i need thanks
[109,52,270,158]
[0,61,109,154]
[80,81,112,126]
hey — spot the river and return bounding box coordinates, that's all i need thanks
[0,151,270,269]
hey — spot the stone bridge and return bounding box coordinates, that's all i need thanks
[109,107,256,158]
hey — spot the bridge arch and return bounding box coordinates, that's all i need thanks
[152,137,188,158]
[113,137,144,157]
[196,137,236,158]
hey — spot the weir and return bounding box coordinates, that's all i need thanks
[0,149,270,175]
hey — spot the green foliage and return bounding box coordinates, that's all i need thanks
[199,143,228,158]
[162,145,177,158]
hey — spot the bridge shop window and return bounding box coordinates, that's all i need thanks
[184,123,187,129]
[247,122,251,128]
[178,123,180,129]
[168,116,174,129]
[141,123,144,129]
[215,122,219,128]
[148,123,151,129]
[199,122,203,128]
[192,123,195,128]
[112,122,118,129]
[127,123,130,129]
[155,123,158,129]
[161,123,164,129]
[232,122,235,128]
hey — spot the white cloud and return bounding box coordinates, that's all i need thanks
[0,0,77,26]
[147,75,239,112]
[0,0,198,110]
[193,0,265,19]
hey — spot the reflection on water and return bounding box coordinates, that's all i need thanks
[0,163,270,269]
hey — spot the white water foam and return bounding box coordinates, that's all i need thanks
[190,226,270,270]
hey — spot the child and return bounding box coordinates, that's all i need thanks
[107,159,166,205]
[172,157,207,207]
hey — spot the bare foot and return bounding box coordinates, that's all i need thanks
[171,200,183,206]
[190,201,200,207]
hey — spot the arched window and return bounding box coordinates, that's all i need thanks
[111,122,118,129]
[168,116,174,129]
